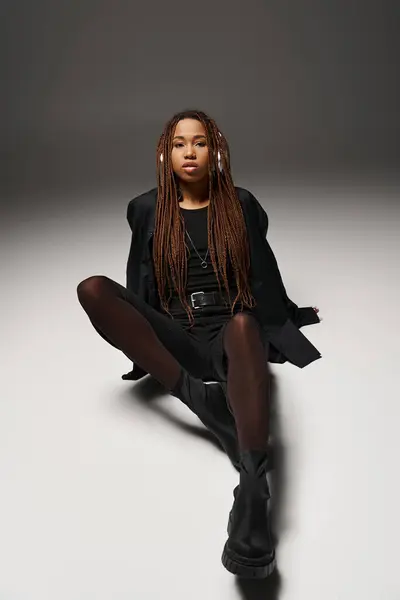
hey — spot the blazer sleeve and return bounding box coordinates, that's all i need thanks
[249,191,320,328]
[126,198,144,293]
[122,198,149,381]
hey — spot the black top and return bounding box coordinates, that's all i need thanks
[165,204,242,328]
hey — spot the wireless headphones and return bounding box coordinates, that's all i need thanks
[160,131,224,173]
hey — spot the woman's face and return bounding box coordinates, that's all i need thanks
[170,118,209,183]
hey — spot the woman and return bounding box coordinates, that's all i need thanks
[77,109,322,579]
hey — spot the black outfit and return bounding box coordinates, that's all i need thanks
[119,186,321,383]
[82,187,321,579]
[161,202,259,382]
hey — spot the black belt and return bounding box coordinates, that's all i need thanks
[170,290,234,310]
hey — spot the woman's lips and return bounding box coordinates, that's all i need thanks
[182,165,199,172]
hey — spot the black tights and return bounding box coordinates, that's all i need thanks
[77,276,270,451]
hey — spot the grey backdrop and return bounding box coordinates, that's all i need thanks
[1,2,399,600]
[2,0,399,202]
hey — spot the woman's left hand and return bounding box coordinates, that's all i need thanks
[312,306,323,321]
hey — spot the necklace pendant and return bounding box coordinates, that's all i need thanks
[201,260,208,269]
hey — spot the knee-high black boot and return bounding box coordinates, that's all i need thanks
[221,449,276,578]
[170,368,240,469]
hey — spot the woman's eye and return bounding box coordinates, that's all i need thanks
[174,142,206,148]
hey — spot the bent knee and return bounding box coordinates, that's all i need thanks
[225,312,262,343]
[230,311,258,331]
[76,275,111,302]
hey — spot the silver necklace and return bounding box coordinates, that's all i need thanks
[185,230,209,268]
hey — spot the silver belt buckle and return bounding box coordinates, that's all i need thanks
[190,291,204,309]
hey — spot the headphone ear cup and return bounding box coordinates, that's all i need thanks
[217,132,223,172]
[217,150,223,172]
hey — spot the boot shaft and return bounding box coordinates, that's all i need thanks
[239,449,270,491]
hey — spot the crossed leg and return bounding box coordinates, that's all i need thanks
[77,275,270,453]
[77,275,185,390]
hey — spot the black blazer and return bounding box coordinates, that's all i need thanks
[122,186,321,381]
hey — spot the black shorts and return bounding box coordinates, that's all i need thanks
[90,278,279,382]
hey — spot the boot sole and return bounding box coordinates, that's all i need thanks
[221,510,276,579]
[221,546,276,579]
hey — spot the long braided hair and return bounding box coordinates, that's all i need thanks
[153,109,256,327]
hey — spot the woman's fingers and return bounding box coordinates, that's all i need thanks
[312,306,323,321]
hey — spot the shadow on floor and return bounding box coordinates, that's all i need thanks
[127,375,227,456]
[124,372,286,599]
[235,567,282,599]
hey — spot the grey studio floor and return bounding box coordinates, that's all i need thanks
[1,175,399,600]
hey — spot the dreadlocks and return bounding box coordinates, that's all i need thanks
[153,109,256,327]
